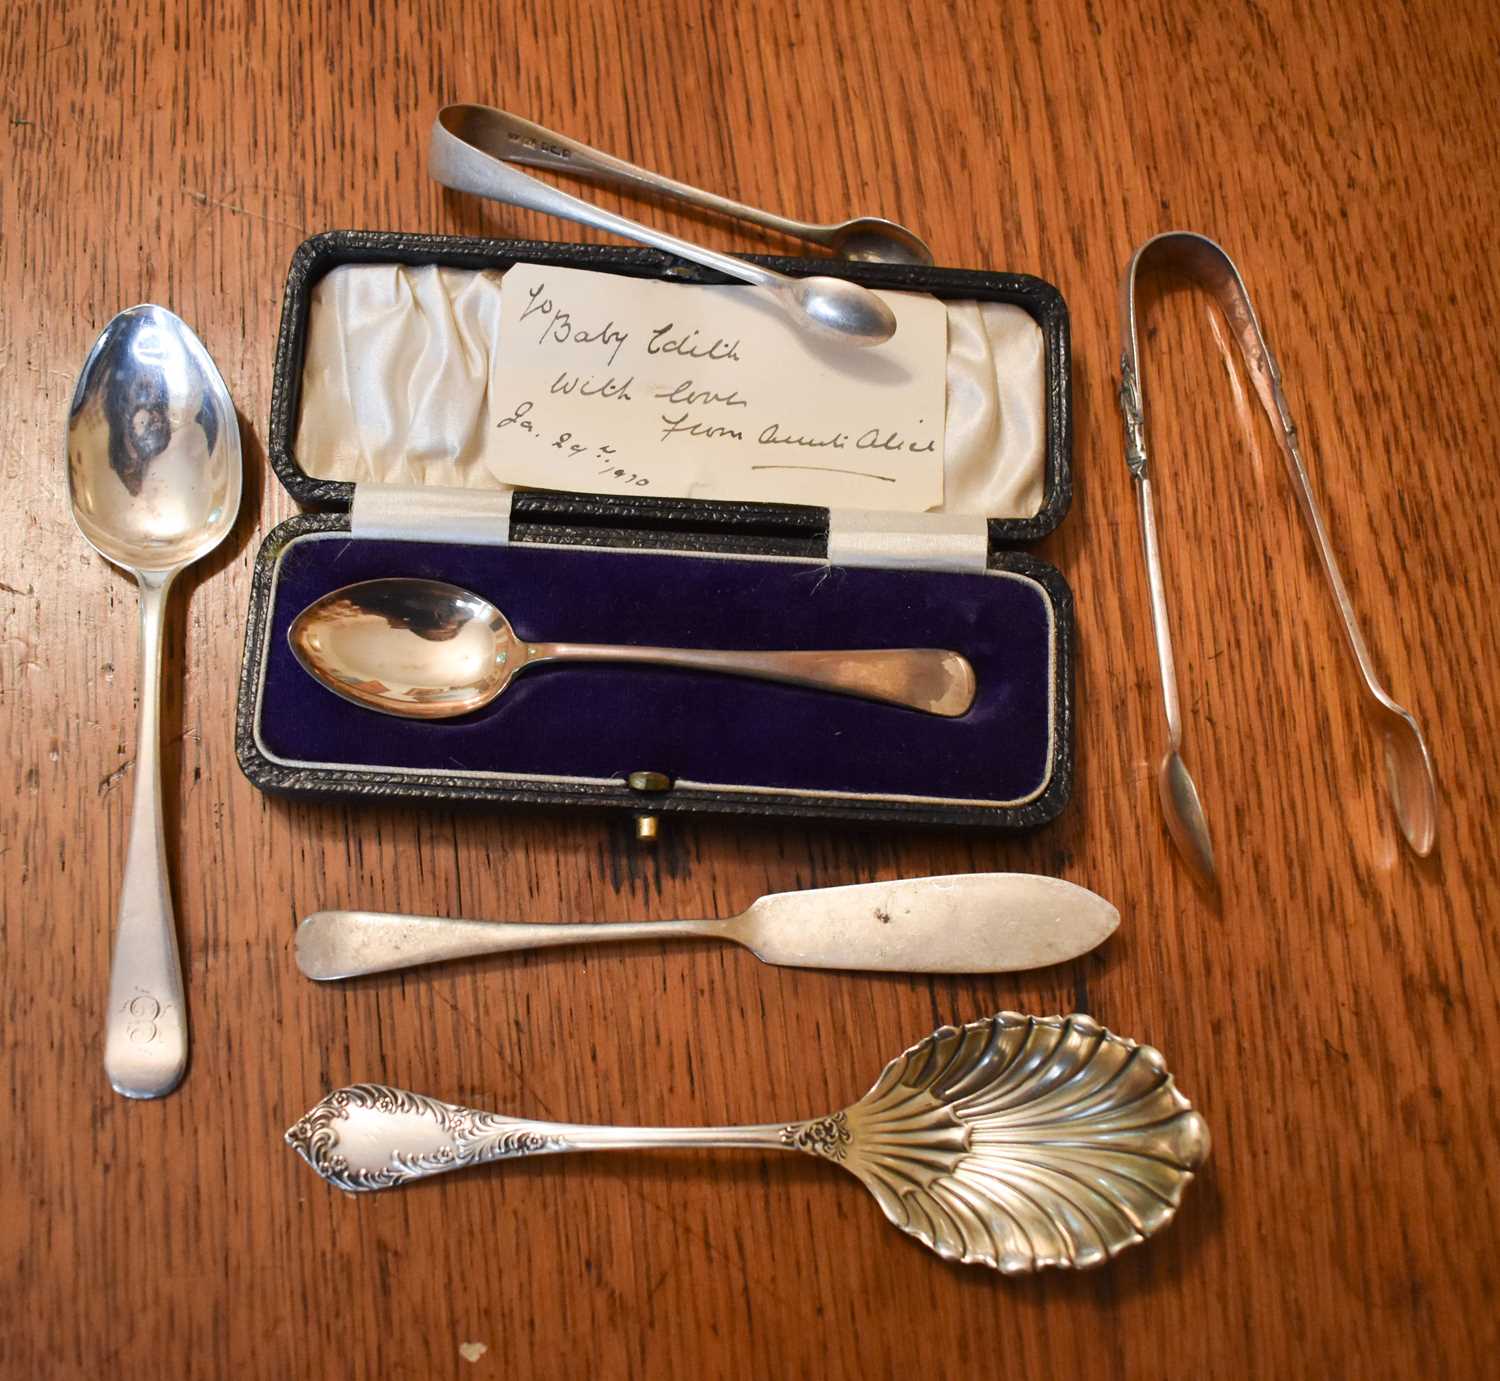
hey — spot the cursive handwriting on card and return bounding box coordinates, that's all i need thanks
[491,264,947,508]
[518,282,631,366]
[496,401,647,486]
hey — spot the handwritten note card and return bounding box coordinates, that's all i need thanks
[490,264,948,508]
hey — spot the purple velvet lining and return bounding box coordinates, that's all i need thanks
[255,535,1055,803]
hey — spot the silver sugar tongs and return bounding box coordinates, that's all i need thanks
[1117,231,1438,889]
[429,104,930,348]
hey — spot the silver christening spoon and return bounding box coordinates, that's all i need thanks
[289,578,977,719]
[66,305,242,1098]
[287,1012,1209,1274]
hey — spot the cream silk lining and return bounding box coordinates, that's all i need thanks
[295,264,1046,517]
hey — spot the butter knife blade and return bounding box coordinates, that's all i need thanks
[739,873,1117,973]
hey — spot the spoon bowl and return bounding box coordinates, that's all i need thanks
[822,215,935,266]
[1157,749,1217,892]
[786,273,899,347]
[289,579,519,719]
[290,578,977,719]
[1373,700,1438,856]
[68,305,240,572]
[67,304,242,1099]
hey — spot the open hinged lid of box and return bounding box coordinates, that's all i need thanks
[266,231,1072,562]
[238,231,1074,830]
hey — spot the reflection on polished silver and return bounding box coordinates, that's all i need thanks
[286,1013,1209,1274]
[295,874,1120,979]
[431,104,902,347]
[66,304,242,1099]
[289,578,977,718]
[1118,232,1439,886]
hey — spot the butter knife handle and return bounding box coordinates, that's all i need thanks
[295,910,724,980]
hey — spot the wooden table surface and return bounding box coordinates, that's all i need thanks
[4,0,1497,1375]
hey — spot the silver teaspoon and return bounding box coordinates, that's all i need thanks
[287,1012,1209,1274]
[295,874,1120,979]
[434,105,934,266]
[431,104,900,348]
[67,305,242,1098]
[289,578,977,719]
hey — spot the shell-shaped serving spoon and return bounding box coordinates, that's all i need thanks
[286,1012,1209,1274]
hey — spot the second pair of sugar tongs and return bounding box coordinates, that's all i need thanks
[1118,231,1438,888]
[429,104,930,348]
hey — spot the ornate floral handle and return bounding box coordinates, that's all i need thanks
[285,1085,798,1193]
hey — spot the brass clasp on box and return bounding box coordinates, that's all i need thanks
[626,770,673,842]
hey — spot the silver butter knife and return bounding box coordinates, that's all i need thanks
[296,874,1119,979]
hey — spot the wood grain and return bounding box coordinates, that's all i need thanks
[3,0,1497,1375]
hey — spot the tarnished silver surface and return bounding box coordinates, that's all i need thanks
[431,104,902,346]
[1118,231,1438,885]
[295,874,1120,979]
[431,105,932,265]
[287,1012,1208,1274]
[289,578,977,718]
[66,304,242,1099]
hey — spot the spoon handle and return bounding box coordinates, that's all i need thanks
[527,643,976,717]
[295,910,729,980]
[285,1084,793,1192]
[104,571,187,1098]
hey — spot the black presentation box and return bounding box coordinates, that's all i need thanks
[235,231,1075,832]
